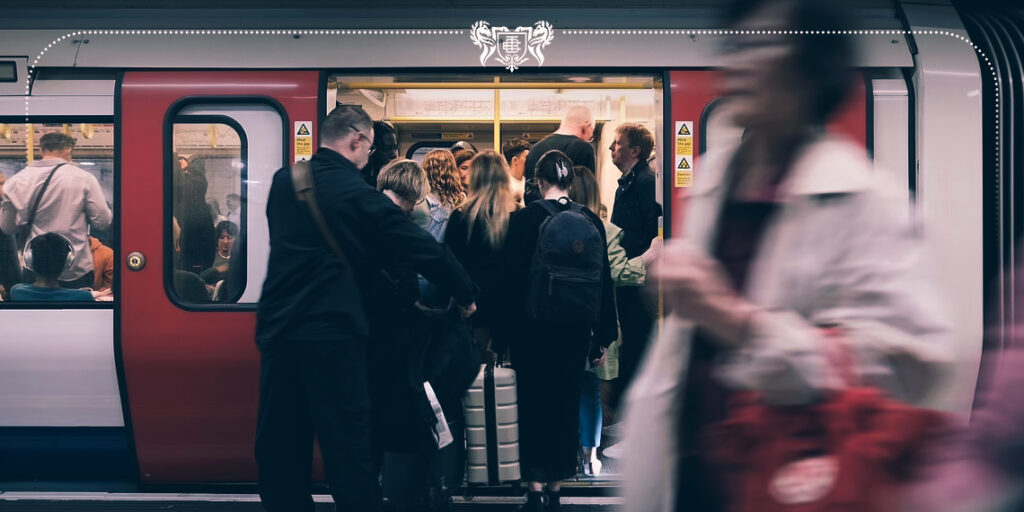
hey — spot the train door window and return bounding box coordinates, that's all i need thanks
[166,103,283,308]
[0,122,115,303]
[170,118,246,304]
[700,99,745,157]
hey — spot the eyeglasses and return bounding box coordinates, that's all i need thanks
[349,125,376,155]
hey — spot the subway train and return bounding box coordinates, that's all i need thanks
[0,0,1018,488]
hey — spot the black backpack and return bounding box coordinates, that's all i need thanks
[527,199,604,330]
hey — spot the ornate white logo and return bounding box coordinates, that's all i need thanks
[470,21,554,72]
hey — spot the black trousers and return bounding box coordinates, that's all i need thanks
[613,286,655,407]
[255,337,380,512]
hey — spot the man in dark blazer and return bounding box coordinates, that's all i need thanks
[255,104,476,512]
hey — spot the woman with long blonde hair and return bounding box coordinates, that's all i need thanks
[411,149,465,241]
[445,150,514,354]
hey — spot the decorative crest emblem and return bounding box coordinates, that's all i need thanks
[470,21,554,72]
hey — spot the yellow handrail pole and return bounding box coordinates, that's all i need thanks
[493,76,501,149]
[26,124,34,163]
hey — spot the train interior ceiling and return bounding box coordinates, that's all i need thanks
[330,73,663,215]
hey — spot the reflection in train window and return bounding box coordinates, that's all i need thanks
[170,119,246,305]
[0,122,115,303]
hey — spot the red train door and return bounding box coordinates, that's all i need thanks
[119,71,319,482]
[666,70,866,236]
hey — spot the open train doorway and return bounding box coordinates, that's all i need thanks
[328,73,665,224]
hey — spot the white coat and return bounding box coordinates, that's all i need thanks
[621,135,952,512]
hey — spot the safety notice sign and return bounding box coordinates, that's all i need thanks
[295,121,313,162]
[674,121,694,188]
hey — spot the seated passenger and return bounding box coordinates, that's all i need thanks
[90,235,114,292]
[11,233,93,301]
[200,221,238,285]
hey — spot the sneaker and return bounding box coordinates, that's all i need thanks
[582,457,603,477]
[602,441,624,459]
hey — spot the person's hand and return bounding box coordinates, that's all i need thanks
[640,238,664,266]
[650,240,758,347]
[589,346,608,368]
[457,301,477,318]
[214,263,228,274]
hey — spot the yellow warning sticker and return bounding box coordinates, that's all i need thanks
[675,170,693,187]
[676,136,693,156]
[674,156,693,188]
[295,121,313,162]
[676,121,692,136]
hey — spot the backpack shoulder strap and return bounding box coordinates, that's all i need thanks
[290,160,351,268]
[24,163,65,232]
[535,199,559,217]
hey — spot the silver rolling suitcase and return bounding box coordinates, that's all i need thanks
[464,363,520,485]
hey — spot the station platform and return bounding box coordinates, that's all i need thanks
[0,492,622,511]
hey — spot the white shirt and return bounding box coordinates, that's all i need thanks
[226,208,240,228]
[0,158,112,281]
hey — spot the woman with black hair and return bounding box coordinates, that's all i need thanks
[496,150,617,512]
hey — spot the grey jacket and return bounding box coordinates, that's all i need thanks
[622,135,952,512]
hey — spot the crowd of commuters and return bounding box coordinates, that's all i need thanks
[0,0,996,509]
[254,92,668,511]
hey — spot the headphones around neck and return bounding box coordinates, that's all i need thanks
[23,233,76,275]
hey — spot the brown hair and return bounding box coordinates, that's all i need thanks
[377,159,428,204]
[615,123,655,162]
[39,132,75,153]
[453,149,476,169]
[568,165,602,215]
[422,150,465,209]
[460,150,513,248]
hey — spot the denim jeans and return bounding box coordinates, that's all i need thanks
[578,370,602,448]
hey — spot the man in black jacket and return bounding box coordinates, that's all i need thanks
[609,122,661,399]
[255,104,476,512]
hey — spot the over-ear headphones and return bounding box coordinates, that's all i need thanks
[23,232,76,275]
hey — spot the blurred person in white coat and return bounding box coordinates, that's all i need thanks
[621,0,952,510]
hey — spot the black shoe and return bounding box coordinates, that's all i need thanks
[545,490,561,512]
[514,491,545,512]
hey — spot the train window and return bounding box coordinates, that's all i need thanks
[0,122,115,304]
[169,118,246,305]
[0,62,16,83]
[700,98,745,157]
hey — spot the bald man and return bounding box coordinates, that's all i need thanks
[523,106,597,203]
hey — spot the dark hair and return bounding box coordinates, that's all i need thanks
[724,0,854,123]
[29,233,71,278]
[453,149,476,168]
[615,123,655,162]
[569,165,601,214]
[39,132,75,153]
[535,150,575,190]
[451,140,478,153]
[216,221,239,238]
[321,104,372,144]
[502,137,532,163]
[372,120,398,148]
